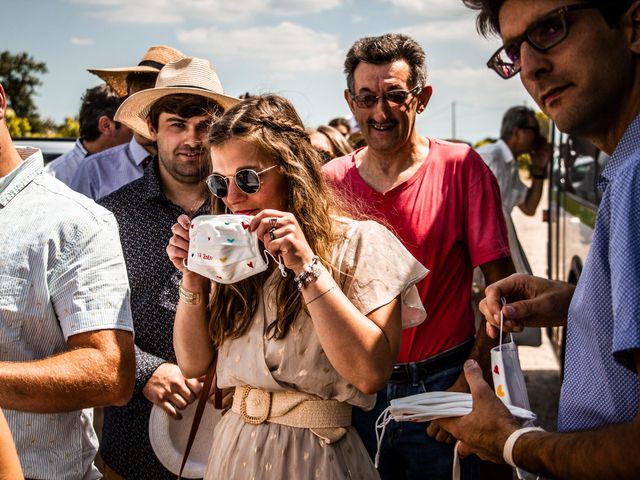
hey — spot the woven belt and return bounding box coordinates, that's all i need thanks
[389,339,474,384]
[231,386,352,443]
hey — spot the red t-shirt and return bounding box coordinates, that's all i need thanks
[323,138,510,362]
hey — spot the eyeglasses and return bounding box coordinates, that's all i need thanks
[205,165,278,198]
[350,85,422,109]
[487,3,598,79]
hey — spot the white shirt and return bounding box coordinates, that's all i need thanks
[69,136,150,200]
[476,139,527,214]
[44,138,88,186]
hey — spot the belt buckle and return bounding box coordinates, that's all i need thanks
[239,385,271,425]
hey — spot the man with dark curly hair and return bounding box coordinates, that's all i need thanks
[439,2,640,478]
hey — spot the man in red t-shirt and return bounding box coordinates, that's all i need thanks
[323,33,514,480]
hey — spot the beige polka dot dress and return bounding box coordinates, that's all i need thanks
[205,218,428,479]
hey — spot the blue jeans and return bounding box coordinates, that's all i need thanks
[353,362,479,480]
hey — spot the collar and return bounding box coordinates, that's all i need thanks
[0,147,43,207]
[495,139,516,163]
[75,138,88,157]
[140,157,164,202]
[598,113,640,192]
[129,136,152,166]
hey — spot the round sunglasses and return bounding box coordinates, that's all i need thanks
[205,164,278,198]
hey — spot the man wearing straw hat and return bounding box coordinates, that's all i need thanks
[98,57,238,480]
[69,45,185,200]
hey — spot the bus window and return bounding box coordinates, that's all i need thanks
[546,133,607,374]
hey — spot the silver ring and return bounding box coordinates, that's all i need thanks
[268,227,276,241]
[269,217,278,228]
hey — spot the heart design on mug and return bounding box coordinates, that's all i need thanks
[241,222,249,230]
[247,261,254,268]
[493,365,500,375]
[496,384,506,397]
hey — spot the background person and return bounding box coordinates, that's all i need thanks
[167,94,428,479]
[440,1,640,478]
[476,106,551,274]
[45,83,132,185]
[70,45,185,200]
[328,116,351,138]
[309,124,353,163]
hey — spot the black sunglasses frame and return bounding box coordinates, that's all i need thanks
[487,3,598,79]
[350,85,422,109]
[205,165,278,198]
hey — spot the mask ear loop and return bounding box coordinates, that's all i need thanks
[263,249,288,277]
[499,296,514,350]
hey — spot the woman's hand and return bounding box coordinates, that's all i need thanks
[251,209,316,275]
[166,214,194,274]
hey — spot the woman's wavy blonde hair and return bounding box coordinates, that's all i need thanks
[206,94,346,347]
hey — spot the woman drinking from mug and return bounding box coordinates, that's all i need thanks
[167,94,427,479]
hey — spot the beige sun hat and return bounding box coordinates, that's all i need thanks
[114,57,240,139]
[149,401,222,478]
[87,45,186,97]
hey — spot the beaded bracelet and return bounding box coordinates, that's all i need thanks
[294,255,321,291]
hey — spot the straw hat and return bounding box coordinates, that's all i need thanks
[148,401,222,478]
[114,57,240,138]
[87,45,186,97]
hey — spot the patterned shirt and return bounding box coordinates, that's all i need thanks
[559,114,640,431]
[98,159,209,479]
[0,147,133,480]
[44,138,88,186]
[70,136,150,200]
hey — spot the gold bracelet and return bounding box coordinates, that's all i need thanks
[179,279,201,305]
[305,285,335,306]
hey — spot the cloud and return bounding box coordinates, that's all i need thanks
[177,22,343,74]
[67,0,343,24]
[70,36,94,46]
[398,17,494,45]
[382,0,473,18]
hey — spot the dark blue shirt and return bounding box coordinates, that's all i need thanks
[559,114,640,431]
[99,160,209,479]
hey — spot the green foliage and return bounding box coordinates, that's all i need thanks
[5,108,31,137]
[0,51,47,121]
[58,117,80,138]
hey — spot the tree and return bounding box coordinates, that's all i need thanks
[0,51,47,120]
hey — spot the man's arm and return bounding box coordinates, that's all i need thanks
[0,408,23,480]
[441,351,640,479]
[518,137,551,216]
[0,329,134,412]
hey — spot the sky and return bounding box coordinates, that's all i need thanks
[3,0,539,143]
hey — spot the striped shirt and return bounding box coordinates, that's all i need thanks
[69,136,150,200]
[44,138,88,186]
[0,147,134,479]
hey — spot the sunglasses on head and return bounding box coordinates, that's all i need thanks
[350,85,422,109]
[205,165,278,198]
[487,3,598,79]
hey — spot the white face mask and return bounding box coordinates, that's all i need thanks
[186,214,285,284]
